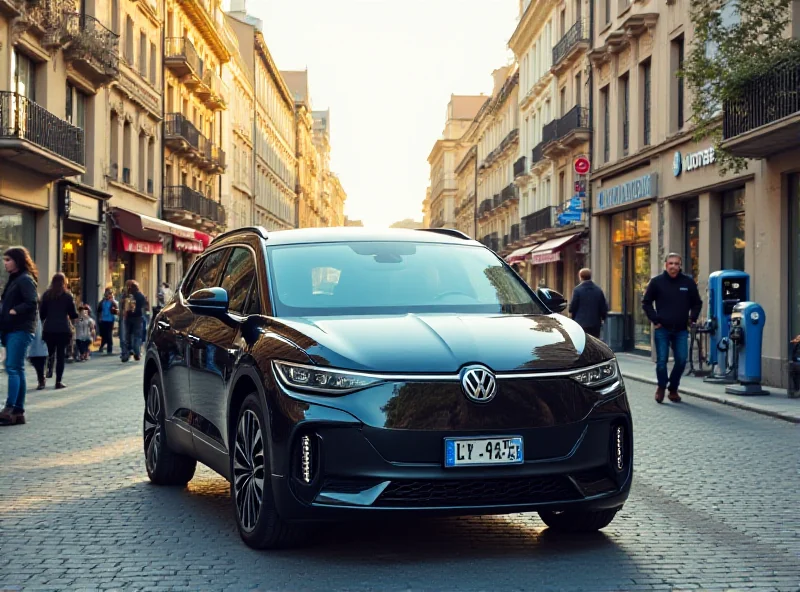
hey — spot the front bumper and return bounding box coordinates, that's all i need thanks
[266,379,633,522]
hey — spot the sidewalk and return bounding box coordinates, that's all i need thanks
[616,353,800,424]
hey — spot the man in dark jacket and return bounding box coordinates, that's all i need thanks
[642,252,703,403]
[569,268,608,339]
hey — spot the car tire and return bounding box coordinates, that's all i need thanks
[143,373,196,486]
[231,393,306,550]
[538,507,619,532]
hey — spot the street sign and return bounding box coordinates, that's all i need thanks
[574,156,591,175]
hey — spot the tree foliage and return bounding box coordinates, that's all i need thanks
[683,0,800,174]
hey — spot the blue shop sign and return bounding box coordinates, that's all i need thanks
[597,172,659,211]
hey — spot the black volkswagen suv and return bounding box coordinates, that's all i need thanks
[143,226,632,549]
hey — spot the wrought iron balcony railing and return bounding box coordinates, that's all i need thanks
[522,205,556,235]
[493,193,502,208]
[553,105,590,141]
[0,91,84,166]
[553,18,588,67]
[163,185,226,225]
[723,59,800,140]
[542,119,559,145]
[164,37,203,77]
[531,141,545,166]
[510,223,520,242]
[478,198,493,216]
[513,155,527,178]
[62,12,119,82]
[164,113,201,151]
[501,184,518,203]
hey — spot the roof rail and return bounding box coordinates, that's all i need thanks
[416,228,472,241]
[210,226,269,245]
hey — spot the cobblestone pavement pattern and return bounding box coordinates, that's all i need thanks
[1,356,798,592]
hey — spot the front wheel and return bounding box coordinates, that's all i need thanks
[143,374,196,485]
[538,507,619,532]
[231,393,306,549]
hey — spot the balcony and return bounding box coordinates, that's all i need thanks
[513,155,527,178]
[501,183,518,206]
[163,185,226,230]
[530,141,547,173]
[542,106,591,158]
[478,198,493,217]
[198,69,229,110]
[164,37,203,84]
[552,19,589,75]
[522,206,556,236]
[62,13,119,86]
[199,138,226,173]
[164,112,201,153]
[492,193,502,208]
[502,234,510,248]
[722,59,800,158]
[0,91,85,178]
[0,0,67,42]
[510,223,520,243]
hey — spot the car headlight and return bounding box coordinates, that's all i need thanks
[272,361,384,394]
[569,359,619,389]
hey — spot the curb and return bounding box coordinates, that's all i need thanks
[621,371,800,424]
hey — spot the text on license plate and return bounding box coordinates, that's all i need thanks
[444,437,524,467]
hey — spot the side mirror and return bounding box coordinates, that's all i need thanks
[188,287,229,313]
[537,287,568,313]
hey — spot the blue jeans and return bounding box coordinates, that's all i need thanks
[125,317,143,358]
[654,328,688,391]
[5,330,34,412]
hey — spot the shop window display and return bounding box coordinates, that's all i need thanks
[0,204,36,292]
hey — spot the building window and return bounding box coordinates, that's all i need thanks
[125,17,134,64]
[721,187,745,271]
[111,0,119,34]
[150,43,157,85]
[684,198,700,283]
[620,74,630,156]
[601,86,610,163]
[671,35,685,131]
[575,72,582,108]
[122,121,132,184]
[110,112,119,179]
[641,59,651,146]
[12,49,36,100]
[604,0,611,24]
[0,204,36,293]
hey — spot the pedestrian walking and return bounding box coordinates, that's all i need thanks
[41,272,79,390]
[28,308,49,390]
[121,279,146,362]
[96,287,118,355]
[74,305,96,361]
[568,268,608,339]
[0,247,39,426]
[642,252,703,404]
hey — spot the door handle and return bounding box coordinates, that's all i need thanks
[187,334,200,344]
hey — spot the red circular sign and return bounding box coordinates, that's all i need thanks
[574,156,591,175]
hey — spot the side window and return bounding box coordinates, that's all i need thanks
[185,249,228,296]
[220,247,257,314]
[245,278,262,316]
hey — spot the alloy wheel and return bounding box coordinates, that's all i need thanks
[143,382,162,474]
[233,409,265,532]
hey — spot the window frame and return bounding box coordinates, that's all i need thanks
[181,247,230,298]
[219,245,259,316]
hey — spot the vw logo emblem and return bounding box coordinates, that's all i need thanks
[460,365,497,403]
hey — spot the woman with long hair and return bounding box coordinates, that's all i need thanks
[122,279,147,362]
[40,272,78,390]
[0,247,39,426]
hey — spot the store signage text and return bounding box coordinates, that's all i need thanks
[596,173,658,211]
[68,192,101,224]
[121,234,163,255]
[531,251,561,265]
[673,147,715,177]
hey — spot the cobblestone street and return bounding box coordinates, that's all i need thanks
[1,355,798,592]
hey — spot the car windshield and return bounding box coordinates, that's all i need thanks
[267,241,546,317]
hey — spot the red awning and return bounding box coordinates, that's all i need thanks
[174,238,205,253]
[194,231,212,248]
[117,231,163,255]
[505,244,538,264]
[529,233,582,265]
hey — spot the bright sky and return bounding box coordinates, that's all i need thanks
[248,0,519,228]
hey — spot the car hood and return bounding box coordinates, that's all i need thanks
[271,313,610,373]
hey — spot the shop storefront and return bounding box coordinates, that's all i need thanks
[57,182,109,310]
[0,202,37,292]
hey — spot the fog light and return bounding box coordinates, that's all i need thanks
[301,435,313,484]
[614,425,625,471]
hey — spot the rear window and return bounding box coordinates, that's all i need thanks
[267,241,545,317]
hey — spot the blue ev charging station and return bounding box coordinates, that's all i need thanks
[724,302,770,396]
[704,270,749,384]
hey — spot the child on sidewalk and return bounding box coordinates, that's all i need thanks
[29,308,49,390]
[73,305,96,362]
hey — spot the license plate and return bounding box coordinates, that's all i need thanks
[444,436,524,468]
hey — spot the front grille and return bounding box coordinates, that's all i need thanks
[375,476,579,507]
[571,468,618,497]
